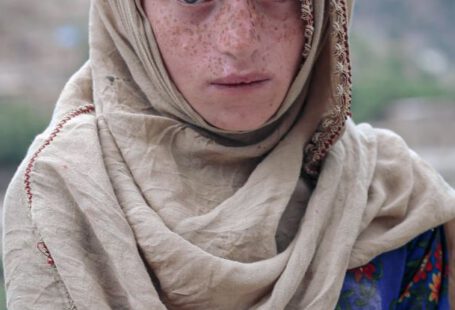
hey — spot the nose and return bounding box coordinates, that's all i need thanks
[215,0,259,61]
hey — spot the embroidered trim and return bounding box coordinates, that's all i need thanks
[37,241,55,266]
[23,104,95,266]
[302,0,352,182]
[24,104,95,209]
[301,0,315,59]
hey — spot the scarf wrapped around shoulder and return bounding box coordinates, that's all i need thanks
[3,0,455,309]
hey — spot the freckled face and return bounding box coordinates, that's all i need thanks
[143,0,305,131]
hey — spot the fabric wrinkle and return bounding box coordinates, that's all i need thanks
[2,0,455,309]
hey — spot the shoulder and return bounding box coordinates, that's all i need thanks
[351,121,411,155]
[340,120,422,177]
[330,120,414,178]
[3,102,99,230]
[1,103,96,309]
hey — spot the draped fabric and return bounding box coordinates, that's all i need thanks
[3,0,455,309]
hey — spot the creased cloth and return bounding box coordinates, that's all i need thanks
[3,0,455,309]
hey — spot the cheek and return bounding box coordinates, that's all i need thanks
[282,20,305,64]
[265,17,305,75]
[150,15,220,80]
[265,7,304,47]
[145,0,304,97]
[153,17,197,58]
[280,20,304,45]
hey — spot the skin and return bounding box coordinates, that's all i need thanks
[142,2,455,305]
[143,0,305,131]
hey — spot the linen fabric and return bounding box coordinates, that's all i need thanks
[3,0,455,309]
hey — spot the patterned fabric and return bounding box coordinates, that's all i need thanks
[302,0,353,181]
[336,227,449,309]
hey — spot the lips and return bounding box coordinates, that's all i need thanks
[211,73,271,87]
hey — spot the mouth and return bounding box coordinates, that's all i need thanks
[211,73,271,88]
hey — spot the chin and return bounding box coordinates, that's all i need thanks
[209,113,273,132]
[191,95,282,131]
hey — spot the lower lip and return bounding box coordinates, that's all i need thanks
[210,80,270,93]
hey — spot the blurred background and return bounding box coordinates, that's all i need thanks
[0,0,454,308]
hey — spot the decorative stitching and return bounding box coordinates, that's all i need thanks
[37,241,55,266]
[23,104,95,266]
[302,0,352,183]
[301,0,315,59]
[24,104,95,209]
[37,239,78,309]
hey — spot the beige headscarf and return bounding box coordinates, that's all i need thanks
[3,0,455,309]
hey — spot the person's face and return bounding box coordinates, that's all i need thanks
[143,0,305,131]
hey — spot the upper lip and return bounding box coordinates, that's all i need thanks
[211,73,271,85]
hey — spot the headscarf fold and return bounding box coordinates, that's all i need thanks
[3,0,455,309]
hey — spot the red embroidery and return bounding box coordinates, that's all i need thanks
[24,104,95,208]
[303,0,353,182]
[37,241,55,266]
[300,0,315,59]
[24,104,95,265]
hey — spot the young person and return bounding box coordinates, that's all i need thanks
[3,0,455,308]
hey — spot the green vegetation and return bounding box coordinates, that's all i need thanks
[350,35,455,122]
[0,99,50,167]
[0,264,4,310]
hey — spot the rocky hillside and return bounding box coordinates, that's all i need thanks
[0,0,90,107]
[354,0,455,56]
[0,0,453,108]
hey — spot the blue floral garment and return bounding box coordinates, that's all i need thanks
[336,227,449,309]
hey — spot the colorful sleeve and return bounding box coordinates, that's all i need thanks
[336,227,450,309]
